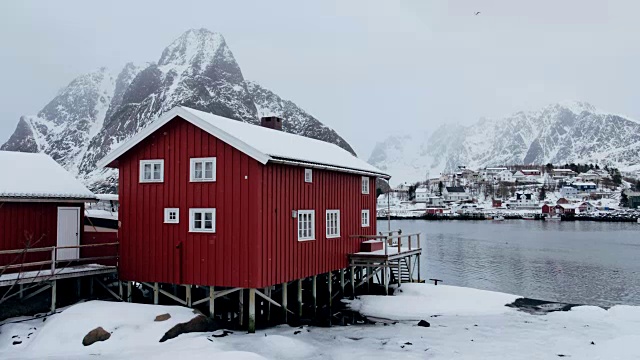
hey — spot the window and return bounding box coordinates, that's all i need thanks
[326,210,340,238]
[189,208,216,233]
[305,168,312,183]
[190,157,216,182]
[164,208,179,224]
[361,209,370,227]
[140,160,164,183]
[361,176,370,194]
[297,210,315,241]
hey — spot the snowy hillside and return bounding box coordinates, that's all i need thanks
[369,101,640,185]
[1,29,354,192]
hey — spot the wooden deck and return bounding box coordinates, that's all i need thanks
[0,264,116,287]
[348,231,423,294]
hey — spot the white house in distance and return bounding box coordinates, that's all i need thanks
[522,169,541,177]
[512,170,526,181]
[552,169,578,179]
[572,182,597,193]
[443,186,470,201]
[510,192,537,209]
[560,186,579,198]
[415,187,429,202]
[482,167,508,181]
[496,170,514,182]
[428,196,444,206]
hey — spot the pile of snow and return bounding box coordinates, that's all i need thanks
[2,285,640,359]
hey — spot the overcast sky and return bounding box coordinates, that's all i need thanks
[0,0,638,158]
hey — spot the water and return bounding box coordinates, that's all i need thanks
[378,219,640,307]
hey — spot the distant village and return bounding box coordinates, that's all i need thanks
[378,164,640,220]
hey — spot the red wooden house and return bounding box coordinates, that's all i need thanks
[98,107,390,296]
[0,151,97,271]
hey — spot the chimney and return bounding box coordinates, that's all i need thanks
[260,116,283,131]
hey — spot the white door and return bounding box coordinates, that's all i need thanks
[57,207,80,261]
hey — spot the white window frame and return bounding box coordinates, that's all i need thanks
[190,157,217,182]
[361,209,370,227]
[189,208,216,233]
[362,176,370,194]
[325,210,340,238]
[164,208,179,224]
[139,159,164,183]
[305,168,313,183]
[297,210,315,241]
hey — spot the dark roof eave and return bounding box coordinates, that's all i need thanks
[268,156,391,179]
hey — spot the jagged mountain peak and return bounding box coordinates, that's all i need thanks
[370,102,640,185]
[158,28,231,69]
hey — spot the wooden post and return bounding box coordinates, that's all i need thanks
[328,272,332,309]
[350,266,355,299]
[383,261,389,295]
[51,280,57,313]
[248,288,256,333]
[19,284,23,299]
[77,278,82,298]
[153,282,159,305]
[239,289,244,327]
[297,279,303,318]
[265,286,271,322]
[339,269,345,294]
[312,275,317,317]
[186,284,192,307]
[397,259,402,287]
[282,282,288,323]
[366,266,371,292]
[126,281,131,302]
[117,280,122,301]
[209,286,215,317]
[417,234,422,282]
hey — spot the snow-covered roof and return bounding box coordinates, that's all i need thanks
[95,194,119,201]
[0,151,96,201]
[572,182,597,186]
[98,106,389,178]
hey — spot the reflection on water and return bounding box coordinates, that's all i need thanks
[378,219,640,307]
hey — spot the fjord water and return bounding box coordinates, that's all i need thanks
[380,220,640,307]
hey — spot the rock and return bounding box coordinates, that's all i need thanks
[12,341,22,345]
[417,320,431,327]
[82,327,111,346]
[591,341,595,345]
[211,330,233,338]
[154,313,171,322]
[160,315,218,342]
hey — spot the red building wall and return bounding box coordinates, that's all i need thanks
[116,117,376,288]
[0,202,85,269]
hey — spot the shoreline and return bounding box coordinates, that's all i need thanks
[377,214,639,222]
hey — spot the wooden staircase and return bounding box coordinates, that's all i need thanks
[389,258,413,283]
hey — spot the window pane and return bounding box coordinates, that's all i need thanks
[144,164,152,179]
[205,162,213,179]
[194,220,202,229]
[195,162,203,179]
[153,164,161,179]
[205,220,212,229]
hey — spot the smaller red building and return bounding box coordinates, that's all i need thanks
[0,151,97,270]
[555,204,577,215]
[541,204,553,214]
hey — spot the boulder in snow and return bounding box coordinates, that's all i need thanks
[154,313,171,322]
[82,327,111,346]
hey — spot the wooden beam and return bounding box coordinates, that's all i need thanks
[153,282,159,304]
[186,284,192,307]
[209,287,215,317]
[126,281,131,302]
[350,266,355,299]
[248,289,256,333]
[50,280,56,313]
[297,279,303,318]
[282,282,288,322]
[339,269,345,294]
[312,275,317,317]
[22,283,51,301]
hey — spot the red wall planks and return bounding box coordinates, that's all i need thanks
[116,116,377,288]
[0,202,87,270]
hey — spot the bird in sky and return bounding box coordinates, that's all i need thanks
[475,11,481,15]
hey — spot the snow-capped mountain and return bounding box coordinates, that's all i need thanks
[1,29,354,192]
[369,101,640,185]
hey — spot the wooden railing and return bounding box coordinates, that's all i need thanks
[0,242,119,274]
[351,231,421,256]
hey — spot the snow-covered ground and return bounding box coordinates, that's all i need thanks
[2,284,639,359]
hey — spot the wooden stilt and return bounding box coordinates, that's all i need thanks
[383,261,389,295]
[239,289,245,327]
[77,278,82,298]
[248,288,256,333]
[312,275,317,317]
[118,280,122,300]
[282,282,288,323]
[397,260,402,287]
[19,284,24,299]
[265,286,272,322]
[186,284,192,307]
[297,279,303,318]
[366,266,371,292]
[328,272,332,308]
[127,281,132,302]
[350,266,355,299]
[209,286,215,317]
[90,277,94,297]
[153,282,159,304]
[339,269,345,294]
[51,280,57,313]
